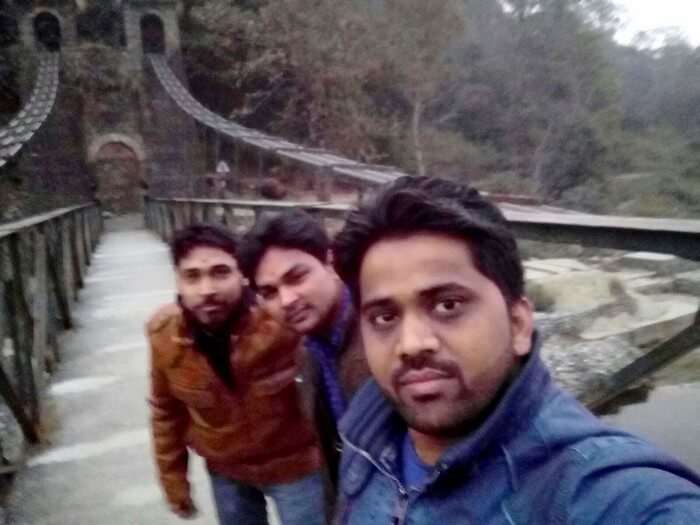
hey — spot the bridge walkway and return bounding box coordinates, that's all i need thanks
[4,221,218,525]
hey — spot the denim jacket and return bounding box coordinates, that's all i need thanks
[336,337,700,524]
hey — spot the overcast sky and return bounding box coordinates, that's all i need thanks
[614,0,700,46]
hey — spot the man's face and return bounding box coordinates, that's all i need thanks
[359,232,533,437]
[255,246,339,334]
[176,246,245,330]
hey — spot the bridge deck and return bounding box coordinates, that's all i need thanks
[4,227,218,524]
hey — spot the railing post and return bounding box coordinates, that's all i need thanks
[233,144,241,195]
[80,209,91,266]
[8,233,38,425]
[69,212,85,294]
[314,166,331,202]
[47,219,72,329]
[31,226,48,420]
[257,151,264,196]
[224,205,236,230]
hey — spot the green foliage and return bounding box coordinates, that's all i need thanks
[8,0,700,218]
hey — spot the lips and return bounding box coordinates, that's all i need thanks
[200,303,225,315]
[286,306,310,325]
[397,368,455,398]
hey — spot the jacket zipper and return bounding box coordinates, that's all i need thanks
[391,486,409,525]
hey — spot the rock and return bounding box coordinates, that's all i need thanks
[618,252,697,275]
[676,270,700,296]
[627,276,675,295]
[581,294,699,347]
[527,270,621,314]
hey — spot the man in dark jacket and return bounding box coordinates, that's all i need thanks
[330,176,700,524]
[147,224,325,524]
[241,210,369,485]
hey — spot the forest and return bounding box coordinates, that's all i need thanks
[2,0,700,217]
[177,0,700,217]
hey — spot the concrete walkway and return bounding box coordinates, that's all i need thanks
[5,224,219,524]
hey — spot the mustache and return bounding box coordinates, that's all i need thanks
[391,353,461,387]
[283,300,308,319]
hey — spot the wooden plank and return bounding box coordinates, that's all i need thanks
[30,227,47,421]
[48,221,72,329]
[80,211,91,267]
[69,214,84,293]
[61,217,78,303]
[224,205,236,230]
[3,279,27,414]
[0,362,38,443]
[7,234,37,421]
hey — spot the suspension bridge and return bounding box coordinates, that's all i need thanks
[0,1,699,523]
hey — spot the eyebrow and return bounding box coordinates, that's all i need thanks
[257,263,307,289]
[361,282,470,312]
[282,263,308,280]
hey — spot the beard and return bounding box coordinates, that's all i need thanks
[385,352,516,438]
[178,289,251,335]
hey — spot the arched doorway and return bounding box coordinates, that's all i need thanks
[92,141,144,214]
[33,12,62,51]
[140,13,165,54]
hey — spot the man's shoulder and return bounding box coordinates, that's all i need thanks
[240,306,300,349]
[146,303,182,336]
[551,432,700,521]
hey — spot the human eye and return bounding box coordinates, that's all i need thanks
[212,265,233,279]
[287,269,308,284]
[366,309,399,330]
[258,287,277,300]
[182,270,200,283]
[433,297,465,318]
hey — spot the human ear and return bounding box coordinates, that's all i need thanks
[510,297,534,356]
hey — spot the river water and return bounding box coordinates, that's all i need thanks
[602,381,700,473]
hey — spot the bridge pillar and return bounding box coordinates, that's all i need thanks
[121,0,203,200]
[21,7,77,51]
[123,0,182,74]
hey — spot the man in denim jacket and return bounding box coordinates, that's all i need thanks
[331,176,700,524]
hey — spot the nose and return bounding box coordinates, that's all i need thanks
[279,286,299,309]
[197,277,216,297]
[397,312,439,359]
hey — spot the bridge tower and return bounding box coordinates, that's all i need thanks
[0,2,92,220]
[122,0,203,200]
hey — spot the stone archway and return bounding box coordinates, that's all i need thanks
[91,140,144,214]
[140,13,165,54]
[33,11,62,51]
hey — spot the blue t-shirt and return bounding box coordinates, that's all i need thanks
[401,433,432,490]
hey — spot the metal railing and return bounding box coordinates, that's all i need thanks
[0,203,102,471]
[144,194,700,411]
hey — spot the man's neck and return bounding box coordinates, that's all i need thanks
[408,429,459,466]
[313,281,345,338]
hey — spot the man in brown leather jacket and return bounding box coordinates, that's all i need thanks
[147,224,325,524]
[240,211,370,488]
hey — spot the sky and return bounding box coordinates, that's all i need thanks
[614,0,700,47]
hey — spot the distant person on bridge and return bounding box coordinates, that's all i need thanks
[330,176,700,524]
[146,224,325,525]
[241,210,370,491]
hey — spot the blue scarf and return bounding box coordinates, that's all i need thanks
[305,286,354,422]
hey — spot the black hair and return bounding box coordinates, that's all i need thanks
[333,176,524,305]
[239,209,330,286]
[171,223,238,266]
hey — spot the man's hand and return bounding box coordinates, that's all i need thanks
[170,499,198,519]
